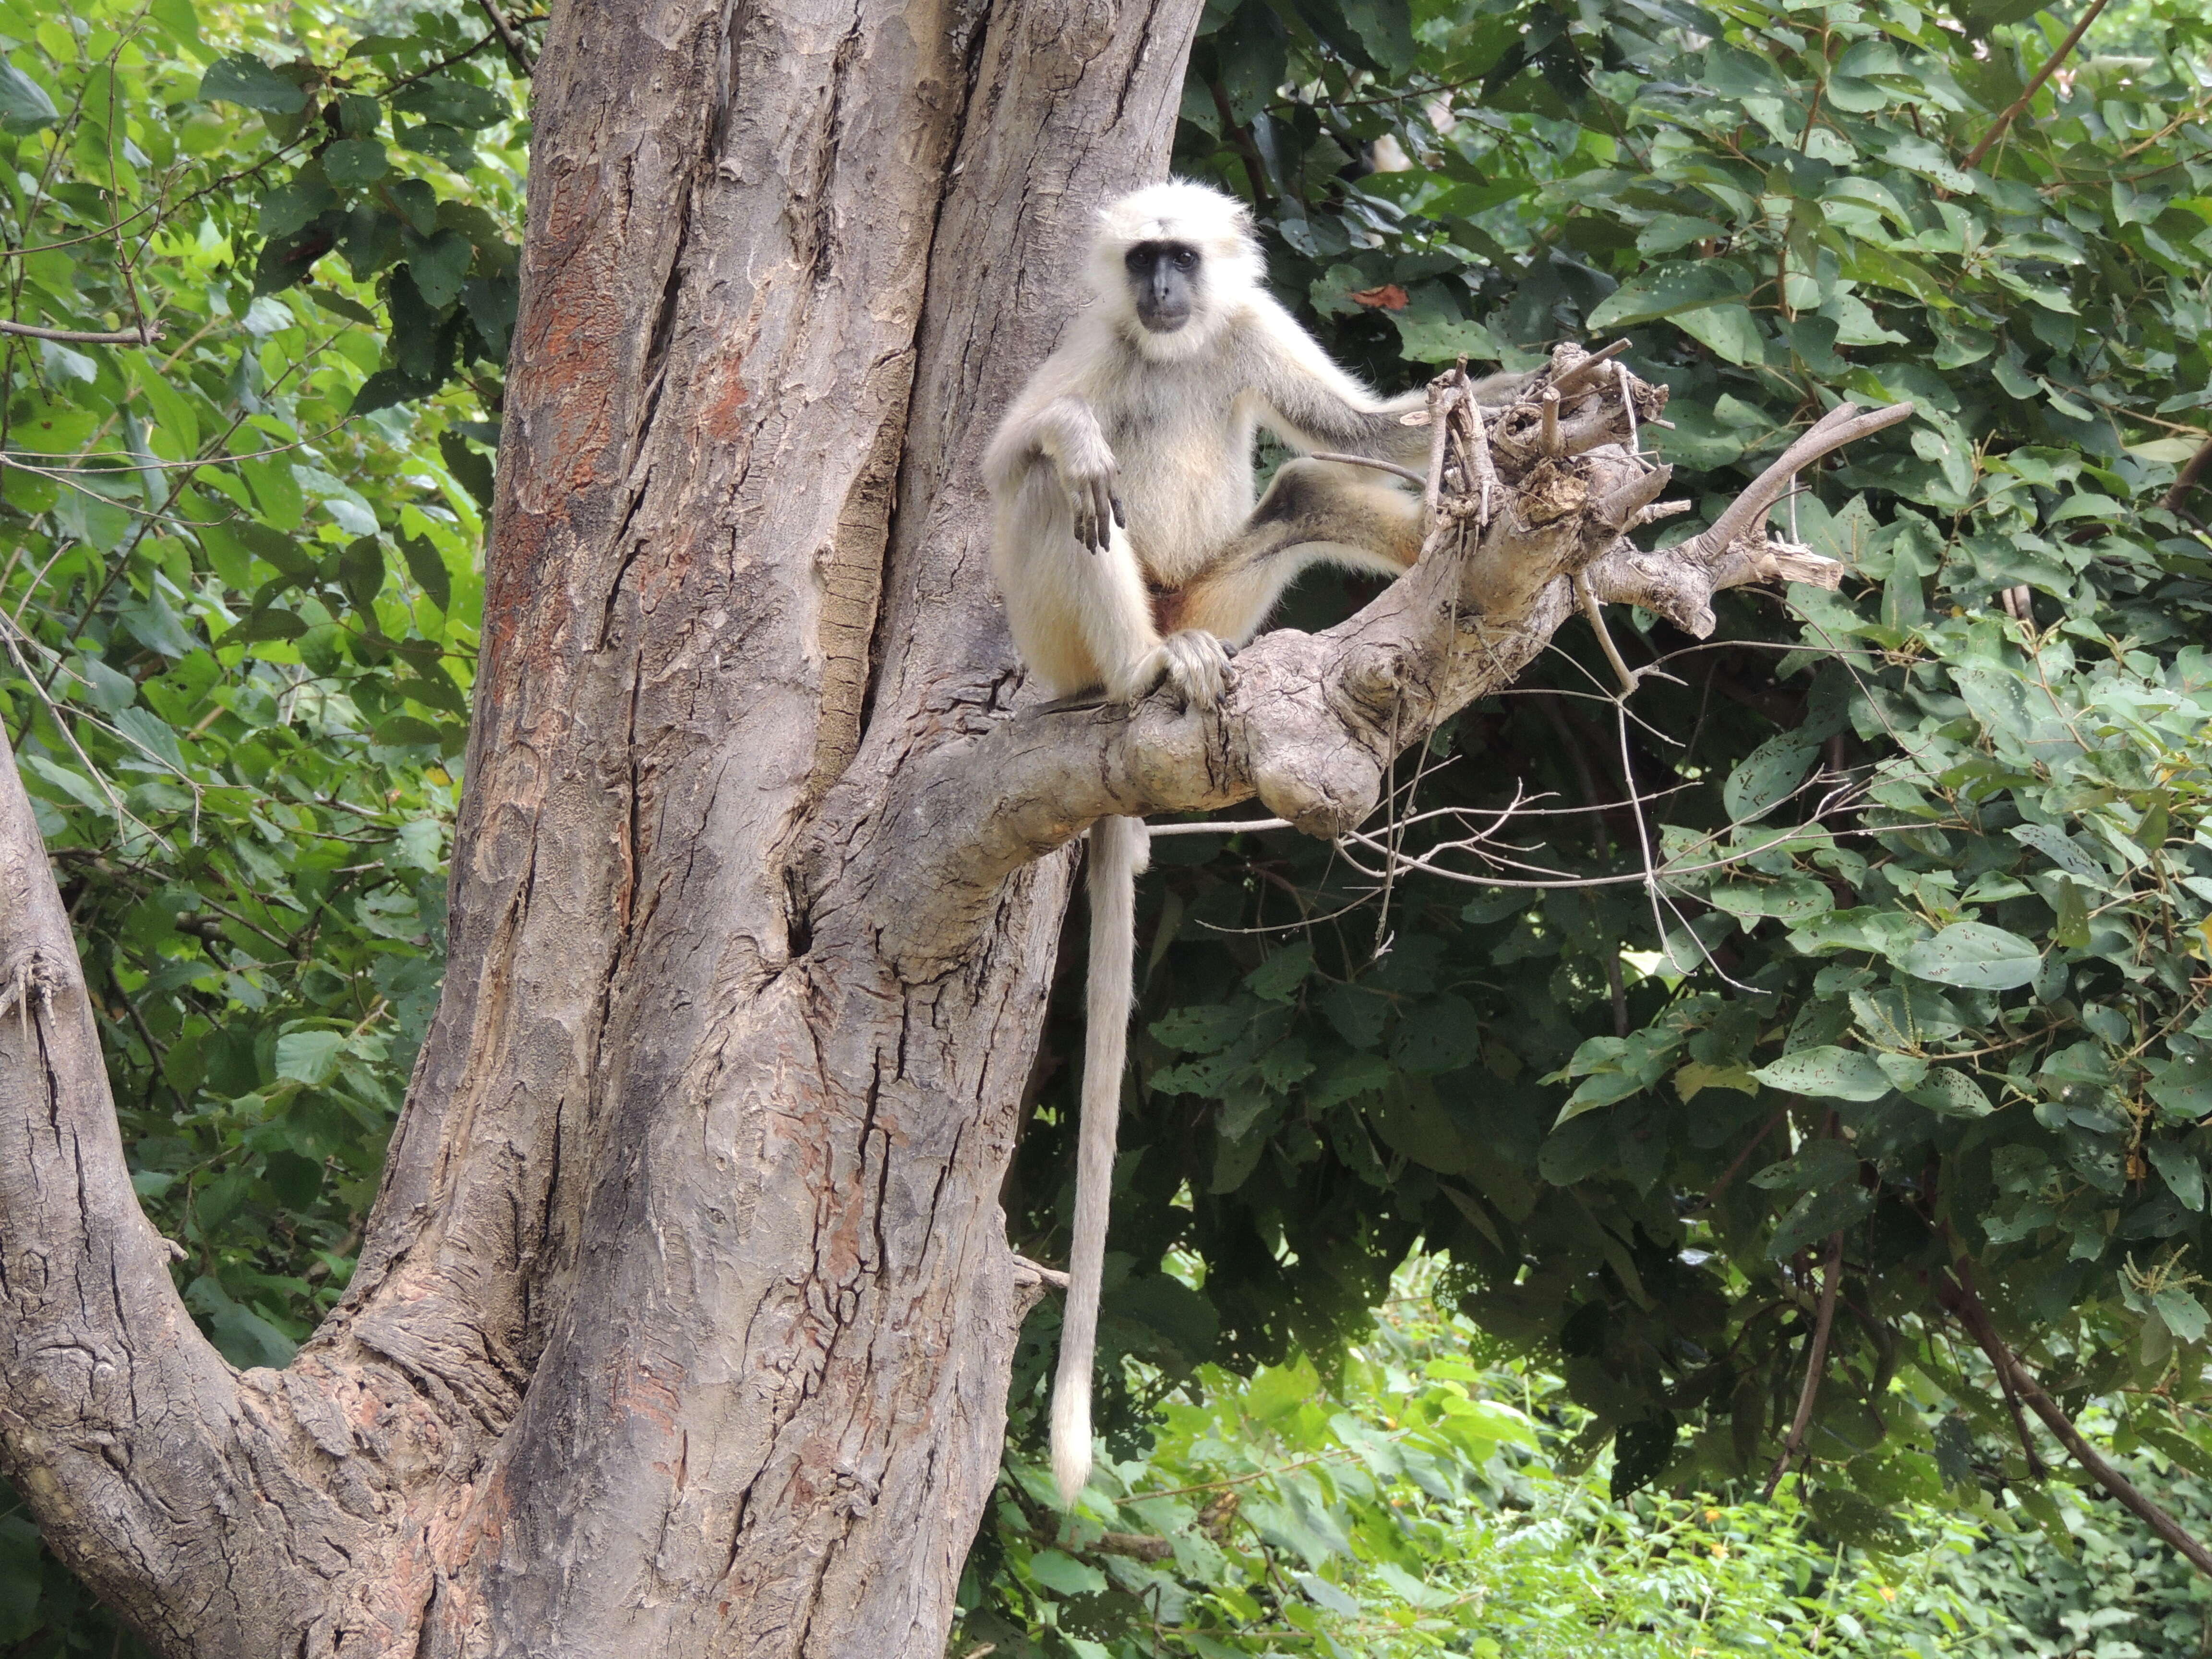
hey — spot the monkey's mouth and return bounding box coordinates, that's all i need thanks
[1139,309,1190,334]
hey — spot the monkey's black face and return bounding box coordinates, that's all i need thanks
[1125,240,1201,333]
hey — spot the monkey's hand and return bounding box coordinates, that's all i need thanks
[1055,446,1127,553]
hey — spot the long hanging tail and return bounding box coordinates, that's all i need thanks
[1051,813,1149,1507]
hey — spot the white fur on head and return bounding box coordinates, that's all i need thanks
[1088,178,1263,358]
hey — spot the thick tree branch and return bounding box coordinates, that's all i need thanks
[859,352,1908,974]
[1939,1266,2212,1578]
[0,723,353,1648]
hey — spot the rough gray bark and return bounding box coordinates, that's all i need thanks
[0,0,1905,1652]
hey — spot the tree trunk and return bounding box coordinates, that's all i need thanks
[0,0,1199,1652]
[0,0,1901,1651]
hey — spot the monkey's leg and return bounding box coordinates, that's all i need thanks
[1171,458,1425,645]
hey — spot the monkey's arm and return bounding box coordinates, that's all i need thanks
[985,393,1124,553]
[1243,299,1433,468]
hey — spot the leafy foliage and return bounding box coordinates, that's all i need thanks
[13,0,2212,1649]
[999,0,2212,1621]
[961,1261,2212,1656]
[0,0,529,1646]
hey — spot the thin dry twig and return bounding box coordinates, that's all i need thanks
[0,318,161,346]
[1307,450,1427,487]
[1574,571,1641,697]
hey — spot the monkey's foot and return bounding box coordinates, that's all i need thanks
[1151,629,1233,711]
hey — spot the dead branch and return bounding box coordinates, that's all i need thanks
[0,317,162,346]
[858,347,1909,975]
[1938,1266,2212,1578]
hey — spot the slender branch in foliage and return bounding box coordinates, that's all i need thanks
[1938,1267,2212,1578]
[2162,434,2212,513]
[1690,1107,1790,1215]
[474,0,537,75]
[1764,1230,1843,1502]
[1208,81,1273,209]
[0,317,161,345]
[1959,0,2111,173]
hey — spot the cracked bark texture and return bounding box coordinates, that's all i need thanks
[0,0,1903,1651]
[0,0,1198,1653]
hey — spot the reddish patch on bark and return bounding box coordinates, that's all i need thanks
[615,1347,685,1436]
[1348,284,1410,310]
[698,363,750,440]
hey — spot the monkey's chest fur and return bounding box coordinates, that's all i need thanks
[1094,348,1268,590]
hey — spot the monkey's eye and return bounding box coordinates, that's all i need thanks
[1124,247,1150,272]
[1173,248,1199,272]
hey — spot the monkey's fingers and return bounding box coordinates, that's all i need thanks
[1092,479,1118,549]
[1110,493,1127,529]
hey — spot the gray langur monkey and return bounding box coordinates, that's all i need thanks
[984,179,1450,1507]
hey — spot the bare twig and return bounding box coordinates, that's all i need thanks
[1764,1230,1843,1501]
[1148,818,1292,838]
[1549,338,1631,397]
[1960,0,2111,173]
[1573,572,1641,697]
[0,318,161,346]
[1938,1267,2212,1578]
[1307,451,1428,487]
[1681,402,1915,563]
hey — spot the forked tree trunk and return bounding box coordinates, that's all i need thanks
[0,1,1201,1653]
[0,0,1899,1650]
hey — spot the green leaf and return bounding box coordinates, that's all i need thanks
[371,714,443,747]
[1393,313,1502,364]
[224,608,307,644]
[1907,1068,1992,1118]
[1722,734,1817,824]
[1768,1185,1875,1261]
[1750,1046,1891,1102]
[2154,1287,2210,1346]
[402,227,474,310]
[399,532,453,611]
[1027,1548,1107,1596]
[338,536,386,615]
[274,1029,344,1085]
[1894,923,2041,991]
[1390,994,1479,1075]
[2147,1141,2207,1212]
[1587,262,1754,329]
[198,53,307,113]
[391,76,509,130]
[322,138,389,185]
[0,57,57,134]
[1151,1004,1247,1054]
[1672,303,1770,367]
[1246,941,1314,1002]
